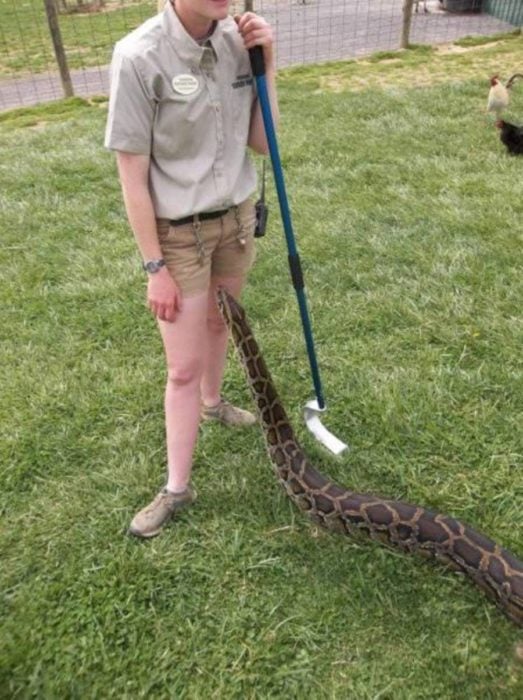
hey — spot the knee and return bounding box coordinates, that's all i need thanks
[167,362,203,389]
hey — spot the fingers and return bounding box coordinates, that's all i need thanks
[235,12,274,52]
[150,301,178,323]
[148,299,178,323]
[147,276,182,323]
[152,301,180,323]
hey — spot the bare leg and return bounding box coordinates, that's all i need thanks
[200,275,246,408]
[157,291,209,493]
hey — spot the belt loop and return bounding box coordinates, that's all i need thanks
[192,217,205,265]
[233,205,246,247]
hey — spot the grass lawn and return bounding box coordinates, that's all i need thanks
[0,0,156,77]
[1,42,523,698]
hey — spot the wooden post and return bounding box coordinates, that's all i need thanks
[244,0,254,11]
[157,0,166,12]
[43,0,74,98]
[401,0,414,49]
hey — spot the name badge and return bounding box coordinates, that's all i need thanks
[172,74,199,96]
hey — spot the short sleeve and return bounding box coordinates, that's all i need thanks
[104,51,155,154]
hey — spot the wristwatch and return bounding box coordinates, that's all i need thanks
[142,258,166,274]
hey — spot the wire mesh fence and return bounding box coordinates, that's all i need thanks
[0,0,520,111]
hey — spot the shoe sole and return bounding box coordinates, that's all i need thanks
[201,415,256,427]
[127,526,162,539]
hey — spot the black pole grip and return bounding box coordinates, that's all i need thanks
[288,254,304,291]
[249,46,266,77]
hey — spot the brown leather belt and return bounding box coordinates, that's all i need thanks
[169,208,230,227]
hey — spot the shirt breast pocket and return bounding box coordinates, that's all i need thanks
[154,88,207,158]
[163,88,205,125]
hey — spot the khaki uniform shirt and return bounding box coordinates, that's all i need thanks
[105,6,257,219]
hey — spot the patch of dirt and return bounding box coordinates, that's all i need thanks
[372,58,403,65]
[312,38,522,94]
[435,41,502,55]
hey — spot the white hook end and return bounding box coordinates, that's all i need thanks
[304,399,349,456]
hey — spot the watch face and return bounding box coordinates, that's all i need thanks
[144,260,165,273]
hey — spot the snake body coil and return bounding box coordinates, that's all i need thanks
[217,289,523,626]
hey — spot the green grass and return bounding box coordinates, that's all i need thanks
[455,30,521,48]
[0,0,155,76]
[1,48,523,698]
[278,34,523,93]
[0,96,97,129]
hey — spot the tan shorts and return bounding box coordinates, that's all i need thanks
[156,198,256,297]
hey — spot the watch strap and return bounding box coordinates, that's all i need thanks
[142,258,166,274]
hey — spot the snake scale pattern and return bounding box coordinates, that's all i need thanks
[217,288,523,627]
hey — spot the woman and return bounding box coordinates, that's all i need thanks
[105,0,279,538]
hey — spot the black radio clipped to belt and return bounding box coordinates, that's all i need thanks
[254,159,268,238]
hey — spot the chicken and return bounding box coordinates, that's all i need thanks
[505,73,523,89]
[486,73,523,119]
[496,120,523,155]
[487,76,510,119]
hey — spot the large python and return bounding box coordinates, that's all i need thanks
[217,288,523,627]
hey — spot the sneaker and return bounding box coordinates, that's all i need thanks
[201,399,256,427]
[128,485,196,539]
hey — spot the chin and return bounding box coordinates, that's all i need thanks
[207,0,229,12]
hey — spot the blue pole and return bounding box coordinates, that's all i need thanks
[250,48,325,409]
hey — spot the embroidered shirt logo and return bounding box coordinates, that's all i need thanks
[232,74,254,89]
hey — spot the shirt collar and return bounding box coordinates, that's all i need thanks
[162,3,222,70]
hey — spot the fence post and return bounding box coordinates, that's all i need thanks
[157,0,165,11]
[244,0,254,11]
[401,0,414,49]
[43,0,74,98]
